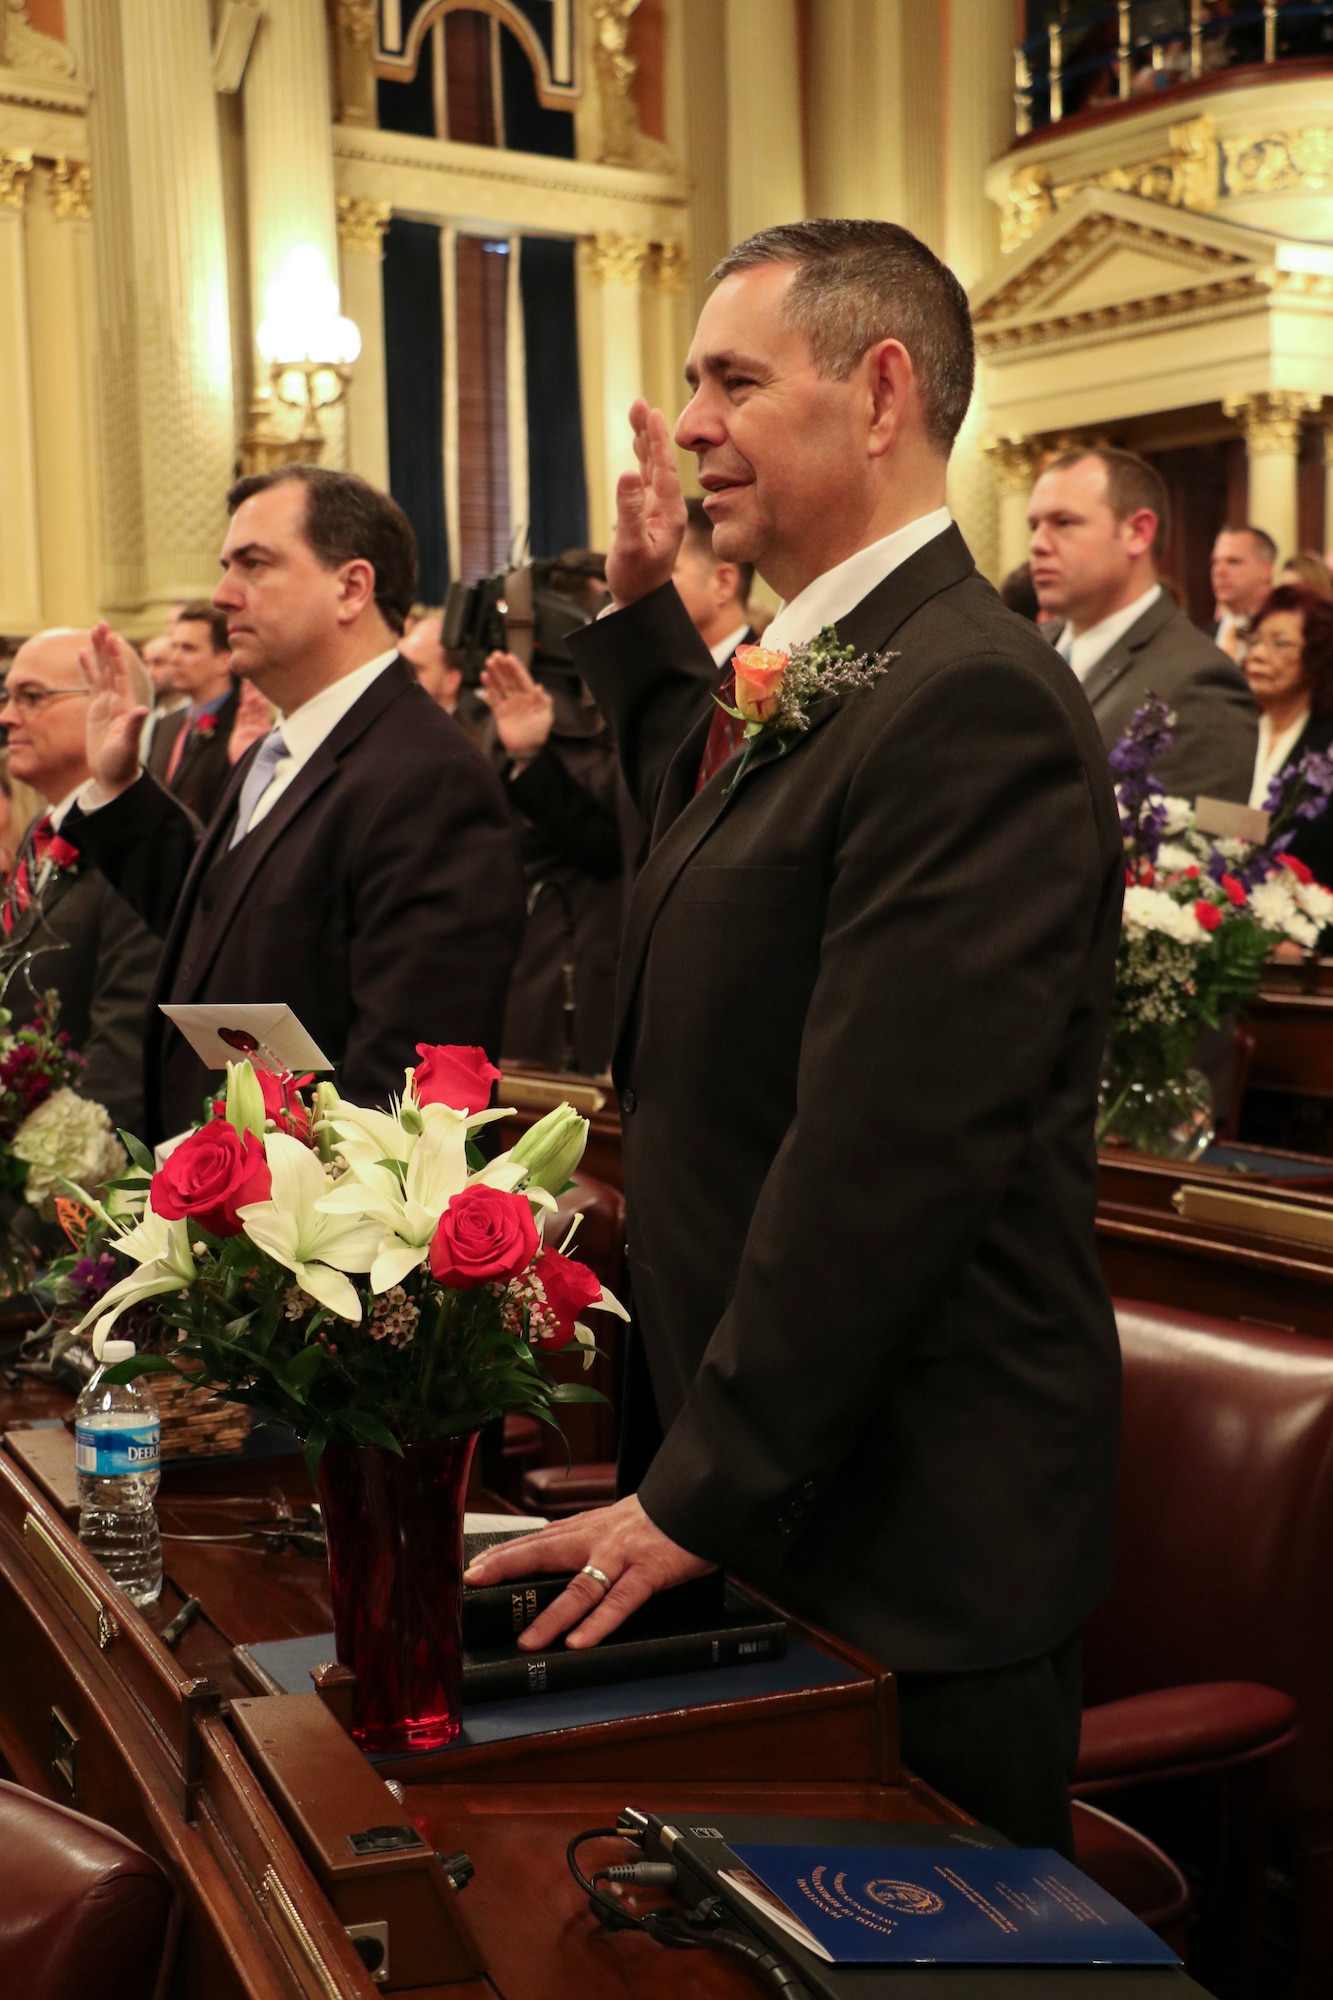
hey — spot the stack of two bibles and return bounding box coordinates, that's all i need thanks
[462,1527,787,1699]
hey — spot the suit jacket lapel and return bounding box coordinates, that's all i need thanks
[1079,591,1178,709]
[615,526,977,1051]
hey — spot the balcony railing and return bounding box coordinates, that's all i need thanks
[1014,1,1333,136]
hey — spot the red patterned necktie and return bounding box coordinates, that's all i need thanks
[695,670,748,794]
[2,813,54,937]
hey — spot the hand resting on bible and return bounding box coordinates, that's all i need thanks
[461,1492,715,1651]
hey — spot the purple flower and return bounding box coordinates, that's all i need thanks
[1111,698,1177,869]
[71,1252,118,1300]
[1109,696,1176,779]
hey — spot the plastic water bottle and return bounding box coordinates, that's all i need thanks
[74,1340,163,1607]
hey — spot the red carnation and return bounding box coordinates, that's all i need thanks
[1221,873,1246,907]
[429,1184,537,1288]
[151,1121,272,1236]
[533,1246,602,1350]
[413,1044,501,1116]
[258,1068,313,1140]
[1194,900,1222,932]
[1282,854,1315,885]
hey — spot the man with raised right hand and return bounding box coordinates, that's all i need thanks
[68,465,524,1142]
[464,219,1125,1854]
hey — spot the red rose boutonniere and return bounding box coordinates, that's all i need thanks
[194,713,219,737]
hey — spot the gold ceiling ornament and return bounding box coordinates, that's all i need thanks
[591,0,641,166]
[0,146,33,209]
[1224,390,1324,455]
[1223,127,1333,197]
[653,239,687,294]
[984,436,1045,493]
[584,231,651,288]
[0,0,75,79]
[336,195,391,258]
[47,155,90,222]
[1000,117,1219,252]
[330,0,378,128]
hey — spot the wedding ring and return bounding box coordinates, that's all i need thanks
[580,1563,612,1592]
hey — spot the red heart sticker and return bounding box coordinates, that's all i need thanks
[218,1027,260,1053]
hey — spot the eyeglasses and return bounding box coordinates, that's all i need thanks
[0,686,91,716]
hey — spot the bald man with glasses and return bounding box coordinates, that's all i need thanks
[0,631,160,1132]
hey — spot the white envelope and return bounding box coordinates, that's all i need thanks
[159,1002,333,1074]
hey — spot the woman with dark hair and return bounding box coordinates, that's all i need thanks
[1245,583,1333,889]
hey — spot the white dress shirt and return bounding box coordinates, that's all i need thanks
[1215,608,1248,662]
[1249,708,1309,810]
[759,507,953,655]
[709,622,752,669]
[1056,584,1161,684]
[231,648,400,834]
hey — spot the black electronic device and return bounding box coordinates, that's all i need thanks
[442,556,604,688]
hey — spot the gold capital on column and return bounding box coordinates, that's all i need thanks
[653,241,688,294]
[48,157,91,222]
[337,195,391,258]
[985,436,1043,494]
[585,233,651,288]
[1224,391,1322,454]
[0,149,33,210]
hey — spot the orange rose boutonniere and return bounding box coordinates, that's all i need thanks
[715,625,898,791]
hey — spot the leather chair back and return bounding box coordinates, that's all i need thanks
[1088,1301,1333,1833]
[0,1781,177,2000]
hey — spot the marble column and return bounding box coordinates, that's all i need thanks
[1225,392,1319,565]
[336,197,391,492]
[723,0,804,245]
[988,438,1043,579]
[577,232,650,552]
[806,0,941,247]
[0,150,41,630]
[25,157,101,626]
[243,0,344,464]
[642,240,688,433]
[84,0,234,626]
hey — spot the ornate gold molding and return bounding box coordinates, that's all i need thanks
[1,0,76,80]
[981,210,1246,323]
[1223,390,1324,455]
[331,0,377,127]
[591,0,640,166]
[48,154,90,221]
[985,437,1044,493]
[584,231,651,287]
[653,239,687,294]
[336,194,391,257]
[1223,127,1333,196]
[0,146,33,209]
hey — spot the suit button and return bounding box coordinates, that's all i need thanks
[620,1088,637,1116]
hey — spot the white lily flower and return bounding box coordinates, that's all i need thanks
[74,1209,197,1351]
[237,1133,382,1322]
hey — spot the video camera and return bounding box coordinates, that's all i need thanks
[442,556,606,688]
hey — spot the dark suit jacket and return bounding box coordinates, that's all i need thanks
[149,684,242,826]
[2,829,161,1134]
[571,526,1125,1675]
[1054,593,1256,802]
[1279,713,1333,904]
[67,660,525,1142]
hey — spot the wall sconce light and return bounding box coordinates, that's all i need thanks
[240,246,362,474]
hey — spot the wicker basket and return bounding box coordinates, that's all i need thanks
[149,1365,251,1461]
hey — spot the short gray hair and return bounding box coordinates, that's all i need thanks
[711,219,975,453]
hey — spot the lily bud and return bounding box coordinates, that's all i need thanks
[509,1104,588,1194]
[311,1081,341,1163]
[224,1060,266,1141]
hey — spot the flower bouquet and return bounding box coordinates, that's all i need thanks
[74,1043,623,1750]
[1102,698,1333,1158]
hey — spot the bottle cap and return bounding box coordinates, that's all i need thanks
[101,1339,136,1366]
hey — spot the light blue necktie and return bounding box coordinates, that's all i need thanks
[228,727,289,848]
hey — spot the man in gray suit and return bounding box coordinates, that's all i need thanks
[1029,446,1256,801]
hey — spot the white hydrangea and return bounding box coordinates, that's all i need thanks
[12,1088,126,1218]
[1161,797,1194,836]
[1122,885,1203,944]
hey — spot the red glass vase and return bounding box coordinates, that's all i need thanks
[316,1431,478,1755]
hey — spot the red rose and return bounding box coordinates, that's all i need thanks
[1194,900,1222,932]
[259,1068,313,1139]
[1282,854,1315,885]
[151,1122,272,1236]
[414,1043,501,1116]
[1221,873,1246,907]
[429,1184,537,1287]
[46,834,80,871]
[533,1246,602,1350]
[195,713,217,736]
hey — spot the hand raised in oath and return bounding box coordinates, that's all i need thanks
[481,650,555,760]
[462,1493,715,1651]
[605,398,689,611]
[80,621,149,802]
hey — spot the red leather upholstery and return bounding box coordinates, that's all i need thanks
[0,1781,177,2000]
[1077,1682,1297,1792]
[1070,1800,1190,1956]
[1087,1300,1333,1997]
[522,1461,618,1516]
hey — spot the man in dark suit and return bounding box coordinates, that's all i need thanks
[1209,524,1276,661]
[466,220,1125,1851]
[1030,448,1257,800]
[70,466,525,1142]
[0,630,160,1133]
[146,602,239,824]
